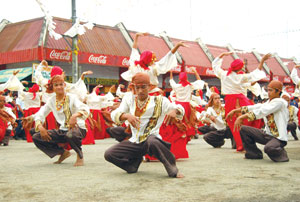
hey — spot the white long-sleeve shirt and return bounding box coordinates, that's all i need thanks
[0,75,24,92]
[18,91,42,110]
[86,92,114,110]
[111,93,184,144]
[34,93,90,130]
[121,48,177,86]
[243,98,289,141]
[170,79,204,102]
[0,106,16,130]
[290,68,300,86]
[205,107,226,130]
[116,86,126,99]
[212,57,266,95]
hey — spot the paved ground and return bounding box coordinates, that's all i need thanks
[1,135,300,202]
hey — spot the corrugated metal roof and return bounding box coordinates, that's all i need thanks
[46,17,131,57]
[206,44,234,70]
[0,17,43,52]
[169,38,211,67]
[236,52,260,72]
[281,58,295,72]
[129,31,170,60]
[262,55,287,76]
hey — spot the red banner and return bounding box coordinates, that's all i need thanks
[45,48,130,67]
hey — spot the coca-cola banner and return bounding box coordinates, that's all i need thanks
[45,48,130,67]
[78,52,130,67]
[47,49,72,62]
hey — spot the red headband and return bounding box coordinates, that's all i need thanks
[134,51,155,70]
[50,66,63,77]
[179,72,191,87]
[28,84,40,100]
[226,59,244,76]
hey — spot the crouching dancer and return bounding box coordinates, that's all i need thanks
[226,80,289,162]
[27,75,89,166]
[104,73,185,178]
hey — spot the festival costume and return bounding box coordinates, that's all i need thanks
[121,48,177,94]
[239,98,289,162]
[32,93,89,159]
[105,93,184,177]
[212,57,266,151]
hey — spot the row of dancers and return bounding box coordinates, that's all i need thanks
[1,32,300,178]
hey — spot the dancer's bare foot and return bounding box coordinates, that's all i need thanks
[176,173,184,178]
[54,150,71,164]
[74,154,84,167]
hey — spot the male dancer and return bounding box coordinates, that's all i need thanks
[105,73,185,178]
[226,80,289,162]
[29,75,90,166]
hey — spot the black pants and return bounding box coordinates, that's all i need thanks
[1,129,12,145]
[104,135,178,177]
[287,122,298,140]
[240,126,289,162]
[106,127,131,142]
[203,126,235,148]
[15,120,25,140]
[32,128,86,159]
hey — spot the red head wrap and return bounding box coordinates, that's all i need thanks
[179,72,191,87]
[50,66,63,78]
[28,84,40,100]
[226,59,244,76]
[134,51,156,70]
[211,86,220,94]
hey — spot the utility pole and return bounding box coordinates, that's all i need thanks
[71,0,78,83]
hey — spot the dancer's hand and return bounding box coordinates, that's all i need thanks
[81,71,93,79]
[40,126,52,142]
[219,52,233,58]
[122,113,140,129]
[13,70,20,75]
[164,109,177,126]
[233,117,243,132]
[69,115,78,129]
[295,65,300,68]
[41,60,48,66]
[225,109,237,121]
[136,32,149,37]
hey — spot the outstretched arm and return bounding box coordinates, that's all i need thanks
[217,51,233,59]
[80,70,93,80]
[171,41,188,54]
[170,70,173,80]
[191,67,201,80]
[258,53,272,70]
[132,32,149,49]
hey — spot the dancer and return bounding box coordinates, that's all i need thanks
[281,92,298,140]
[104,73,185,178]
[121,32,186,95]
[0,95,16,146]
[199,93,235,149]
[28,75,90,166]
[212,52,270,151]
[226,80,289,162]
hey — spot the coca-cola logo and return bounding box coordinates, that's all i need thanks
[122,58,129,66]
[88,54,107,64]
[49,50,71,61]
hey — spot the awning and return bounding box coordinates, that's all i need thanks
[0,67,32,83]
